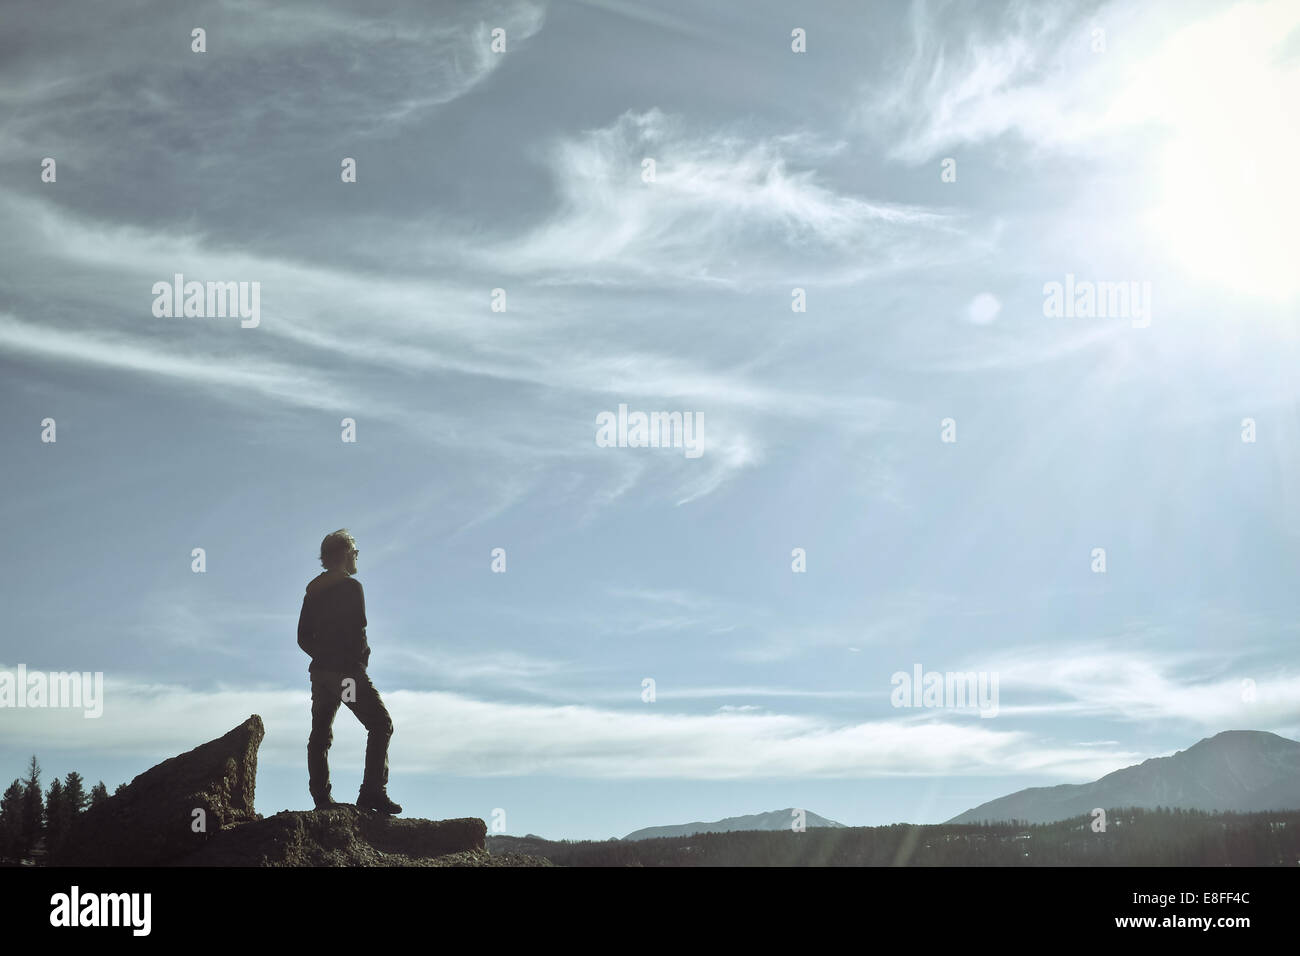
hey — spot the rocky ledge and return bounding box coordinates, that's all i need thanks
[53,715,551,867]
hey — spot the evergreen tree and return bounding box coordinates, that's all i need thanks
[44,771,90,865]
[89,781,109,807]
[0,779,24,861]
[20,755,42,858]
[44,777,69,860]
[63,771,88,815]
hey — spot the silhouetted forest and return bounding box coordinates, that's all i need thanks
[489,808,1300,866]
[0,754,121,864]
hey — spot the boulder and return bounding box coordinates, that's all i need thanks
[56,715,264,866]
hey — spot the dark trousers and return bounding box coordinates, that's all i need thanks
[308,668,393,799]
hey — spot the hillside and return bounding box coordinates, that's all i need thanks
[948,730,1300,825]
[624,808,846,840]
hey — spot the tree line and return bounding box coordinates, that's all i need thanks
[0,755,124,864]
[487,807,1300,866]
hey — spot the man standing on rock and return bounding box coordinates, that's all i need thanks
[297,529,402,815]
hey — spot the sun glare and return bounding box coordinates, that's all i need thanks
[1135,2,1300,301]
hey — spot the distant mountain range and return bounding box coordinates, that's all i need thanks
[623,808,846,841]
[948,730,1300,824]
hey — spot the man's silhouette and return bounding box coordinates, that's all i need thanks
[297,529,402,814]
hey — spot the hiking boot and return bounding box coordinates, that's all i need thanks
[357,788,402,815]
[312,788,342,810]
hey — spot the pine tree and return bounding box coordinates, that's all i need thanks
[44,777,69,860]
[20,755,42,858]
[63,771,88,815]
[0,779,24,861]
[45,771,90,866]
[89,781,109,807]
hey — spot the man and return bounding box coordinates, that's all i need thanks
[297,529,402,814]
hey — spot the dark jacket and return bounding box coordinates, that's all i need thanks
[297,570,371,673]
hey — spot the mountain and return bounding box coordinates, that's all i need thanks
[947,730,1300,825]
[623,808,846,841]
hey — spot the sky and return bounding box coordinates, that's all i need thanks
[2,0,1299,841]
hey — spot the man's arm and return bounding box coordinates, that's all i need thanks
[296,593,315,656]
[352,580,370,668]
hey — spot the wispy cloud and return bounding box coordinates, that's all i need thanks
[0,0,548,156]
[485,108,968,287]
[0,185,898,507]
[986,644,1300,729]
[0,312,377,415]
[862,0,1146,162]
[1,672,1144,781]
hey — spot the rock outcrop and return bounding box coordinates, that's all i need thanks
[54,715,552,866]
[56,715,264,866]
[180,806,504,866]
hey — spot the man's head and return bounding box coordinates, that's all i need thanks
[319,529,358,575]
